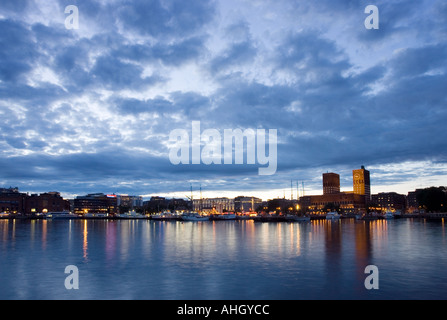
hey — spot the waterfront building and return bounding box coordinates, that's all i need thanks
[168,198,191,211]
[353,166,371,203]
[323,173,340,195]
[143,197,191,213]
[371,192,407,213]
[234,196,263,212]
[117,195,143,208]
[0,187,27,214]
[144,197,168,212]
[299,168,370,214]
[26,192,70,215]
[265,197,298,214]
[300,193,366,215]
[193,197,235,214]
[73,193,118,216]
[407,190,423,212]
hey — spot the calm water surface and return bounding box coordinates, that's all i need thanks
[0,218,446,300]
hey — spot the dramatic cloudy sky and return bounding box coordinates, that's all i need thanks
[0,0,446,200]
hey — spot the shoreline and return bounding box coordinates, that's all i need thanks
[1,214,444,222]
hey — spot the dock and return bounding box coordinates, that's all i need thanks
[424,212,447,221]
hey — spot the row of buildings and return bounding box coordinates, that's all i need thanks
[187,166,422,215]
[0,166,432,216]
[0,188,69,215]
[0,189,143,216]
[300,166,409,214]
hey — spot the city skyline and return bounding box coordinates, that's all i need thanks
[2,164,443,204]
[1,1,446,201]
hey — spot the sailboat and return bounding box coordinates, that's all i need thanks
[180,184,210,221]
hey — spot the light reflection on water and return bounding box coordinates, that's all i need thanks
[0,218,446,300]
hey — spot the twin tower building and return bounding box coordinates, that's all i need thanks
[301,166,371,214]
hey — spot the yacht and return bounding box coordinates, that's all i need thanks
[393,210,402,219]
[358,212,381,220]
[285,214,311,222]
[326,211,341,220]
[236,214,253,220]
[211,213,237,220]
[257,214,287,222]
[84,213,109,219]
[181,212,210,222]
[384,211,394,220]
[152,211,181,221]
[116,210,147,219]
[45,211,80,220]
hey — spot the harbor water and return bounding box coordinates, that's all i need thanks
[0,218,446,300]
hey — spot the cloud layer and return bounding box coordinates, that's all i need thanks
[0,0,446,198]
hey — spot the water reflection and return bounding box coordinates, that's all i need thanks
[0,218,446,299]
[83,220,88,263]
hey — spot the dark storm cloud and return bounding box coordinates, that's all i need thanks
[170,91,212,117]
[252,28,447,172]
[210,79,298,128]
[388,44,447,79]
[0,19,38,82]
[0,151,167,180]
[114,35,208,66]
[113,91,212,117]
[0,82,67,102]
[90,54,161,90]
[209,41,258,75]
[116,0,216,38]
[209,21,258,75]
[114,97,173,115]
[0,0,31,15]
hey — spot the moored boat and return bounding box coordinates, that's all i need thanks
[84,213,109,219]
[256,214,287,222]
[326,211,341,220]
[181,212,210,222]
[285,214,311,222]
[357,212,381,220]
[210,213,237,220]
[45,211,80,220]
[116,210,147,219]
[383,211,394,220]
[152,211,182,221]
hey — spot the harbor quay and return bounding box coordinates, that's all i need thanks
[1,167,445,222]
[1,211,446,222]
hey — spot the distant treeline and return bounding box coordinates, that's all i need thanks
[416,187,447,212]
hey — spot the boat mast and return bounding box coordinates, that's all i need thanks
[190,184,193,211]
[200,184,202,213]
[290,180,293,200]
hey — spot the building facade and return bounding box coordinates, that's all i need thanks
[300,192,366,214]
[234,196,263,212]
[353,166,371,203]
[193,198,235,214]
[26,192,69,214]
[0,188,27,214]
[117,195,143,208]
[371,192,407,213]
[323,173,340,195]
[407,190,422,212]
[73,193,118,216]
[299,168,371,214]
